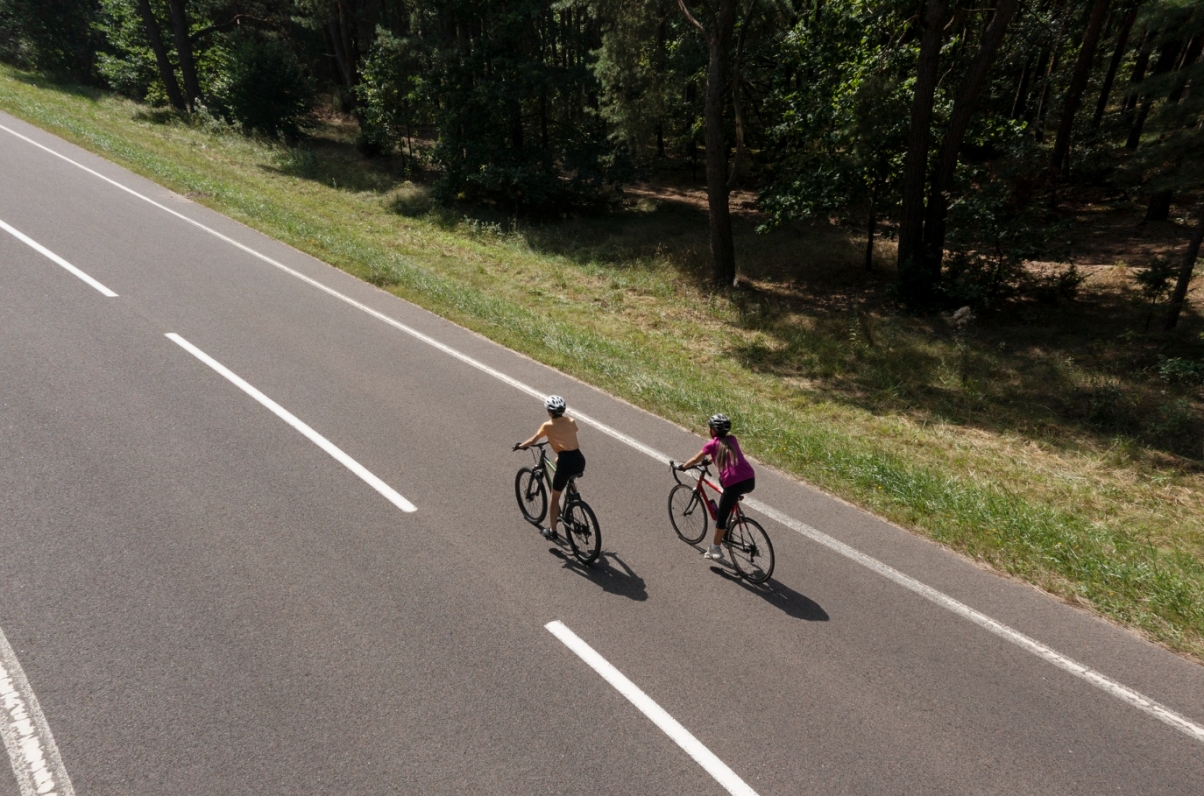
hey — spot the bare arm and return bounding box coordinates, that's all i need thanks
[518,422,549,450]
[679,448,709,469]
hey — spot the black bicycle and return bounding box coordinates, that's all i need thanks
[512,441,601,564]
[667,459,775,583]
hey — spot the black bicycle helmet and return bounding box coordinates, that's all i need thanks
[708,413,731,436]
[545,395,566,416]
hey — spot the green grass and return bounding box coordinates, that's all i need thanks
[2,66,1202,658]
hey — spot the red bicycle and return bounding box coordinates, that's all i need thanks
[667,460,775,583]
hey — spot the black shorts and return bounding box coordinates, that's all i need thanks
[553,449,585,491]
[716,477,755,529]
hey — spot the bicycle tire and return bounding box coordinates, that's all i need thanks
[515,467,548,524]
[563,499,601,564]
[728,516,774,584]
[668,484,708,544]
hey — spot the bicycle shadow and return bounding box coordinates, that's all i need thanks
[709,567,829,621]
[549,548,649,602]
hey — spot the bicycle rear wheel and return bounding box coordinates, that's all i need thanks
[668,484,708,544]
[728,516,774,583]
[564,499,601,564]
[515,467,548,524]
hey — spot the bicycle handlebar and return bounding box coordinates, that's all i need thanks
[513,441,550,452]
[670,458,711,486]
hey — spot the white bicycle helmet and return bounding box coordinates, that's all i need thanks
[545,395,566,415]
[708,413,731,435]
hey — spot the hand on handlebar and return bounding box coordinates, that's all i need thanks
[513,442,525,451]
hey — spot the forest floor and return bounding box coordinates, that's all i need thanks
[2,68,1202,660]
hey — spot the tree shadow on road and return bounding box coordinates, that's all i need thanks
[549,548,648,602]
[709,566,828,621]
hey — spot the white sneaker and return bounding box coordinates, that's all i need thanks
[541,526,557,540]
[703,545,724,561]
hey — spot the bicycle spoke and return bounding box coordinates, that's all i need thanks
[728,516,775,584]
[564,499,601,564]
[668,484,708,544]
[515,467,548,525]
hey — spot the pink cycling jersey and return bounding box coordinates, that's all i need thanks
[701,435,755,487]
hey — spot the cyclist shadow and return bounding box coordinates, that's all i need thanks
[549,548,648,602]
[709,566,829,621]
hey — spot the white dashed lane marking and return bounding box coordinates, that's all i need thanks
[3,120,1202,744]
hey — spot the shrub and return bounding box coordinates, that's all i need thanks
[212,33,313,138]
[1157,357,1204,386]
[1145,398,1201,456]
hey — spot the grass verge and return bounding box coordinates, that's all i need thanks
[2,67,1201,659]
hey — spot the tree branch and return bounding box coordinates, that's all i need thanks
[677,0,710,42]
[189,14,274,45]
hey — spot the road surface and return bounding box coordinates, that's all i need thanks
[1,111,1201,795]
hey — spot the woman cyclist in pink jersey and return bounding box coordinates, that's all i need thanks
[677,414,755,561]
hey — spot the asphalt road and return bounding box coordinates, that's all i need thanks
[1,110,1202,795]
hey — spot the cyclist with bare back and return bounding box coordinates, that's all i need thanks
[516,395,585,539]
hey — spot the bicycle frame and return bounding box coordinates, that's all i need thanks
[671,461,737,523]
[524,442,578,496]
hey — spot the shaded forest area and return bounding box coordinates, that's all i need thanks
[3,0,1203,462]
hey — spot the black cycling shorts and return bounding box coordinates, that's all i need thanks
[716,477,755,529]
[553,449,585,491]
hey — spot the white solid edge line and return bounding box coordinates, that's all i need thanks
[546,621,758,796]
[166,333,416,513]
[741,499,1204,744]
[0,624,75,796]
[0,217,118,297]
[6,122,1202,744]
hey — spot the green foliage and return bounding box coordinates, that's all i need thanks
[1120,2,1204,194]
[0,0,101,81]
[592,0,706,162]
[94,0,159,101]
[355,28,428,157]
[427,1,624,213]
[1158,356,1204,386]
[941,148,1076,309]
[211,31,314,138]
[760,1,911,228]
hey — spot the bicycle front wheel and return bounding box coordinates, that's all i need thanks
[563,499,601,564]
[728,516,774,584]
[515,467,548,524]
[668,484,708,544]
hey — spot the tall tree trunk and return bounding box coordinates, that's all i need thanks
[510,101,525,149]
[166,0,201,109]
[1024,48,1051,123]
[897,0,951,302]
[1163,204,1204,331]
[728,20,747,190]
[679,0,738,287]
[921,0,1021,277]
[1092,5,1137,127]
[1124,30,1153,115]
[1168,35,1204,104]
[327,20,354,90]
[1127,38,1183,148]
[1011,56,1033,119]
[865,190,877,272]
[1146,190,1173,222]
[728,67,745,189]
[1052,0,1111,175]
[134,0,186,111]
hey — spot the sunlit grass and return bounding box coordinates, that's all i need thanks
[2,65,1201,658]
